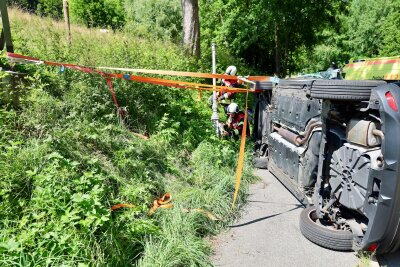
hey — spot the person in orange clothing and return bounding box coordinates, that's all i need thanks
[218,66,239,114]
[218,65,238,101]
[221,103,250,139]
[209,66,239,114]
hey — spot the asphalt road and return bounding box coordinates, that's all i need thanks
[211,169,359,267]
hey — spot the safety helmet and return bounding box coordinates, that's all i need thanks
[227,103,239,114]
[225,65,237,76]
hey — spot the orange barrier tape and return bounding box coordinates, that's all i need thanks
[231,90,249,208]
[246,76,270,81]
[7,52,260,93]
[148,193,173,216]
[105,78,119,110]
[113,73,253,93]
[182,208,219,221]
[131,131,149,140]
[111,196,218,221]
[110,203,135,211]
[8,52,262,213]
[97,66,270,81]
[111,194,173,215]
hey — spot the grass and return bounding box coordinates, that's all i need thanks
[0,8,257,266]
[356,251,374,267]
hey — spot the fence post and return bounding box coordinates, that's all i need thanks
[63,0,71,45]
[0,0,14,52]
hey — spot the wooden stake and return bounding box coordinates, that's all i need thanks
[0,1,14,52]
[63,0,71,45]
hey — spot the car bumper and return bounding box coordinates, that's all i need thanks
[362,84,400,254]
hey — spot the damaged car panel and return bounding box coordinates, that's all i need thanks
[253,73,400,253]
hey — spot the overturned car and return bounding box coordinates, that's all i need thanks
[253,60,400,253]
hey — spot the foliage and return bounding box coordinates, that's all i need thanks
[0,8,256,266]
[8,0,400,75]
[36,0,63,18]
[344,0,392,58]
[124,0,182,42]
[3,0,400,265]
[8,0,62,18]
[301,0,400,73]
[199,0,336,76]
[379,0,400,56]
[69,0,125,29]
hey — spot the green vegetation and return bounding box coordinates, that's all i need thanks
[9,0,400,75]
[2,0,400,265]
[0,9,256,266]
[356,251,375,267]
[298,0,400,73]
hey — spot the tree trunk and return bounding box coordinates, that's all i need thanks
[181,0,200,58]
[274,22,280,77]
[282,30,289,78]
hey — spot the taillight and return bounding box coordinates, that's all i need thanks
[367,243,379,252]
[385,91,398,112]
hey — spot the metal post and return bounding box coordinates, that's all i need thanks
[211,43,219,135]
[63,0,71,45]
[0,0,14,52]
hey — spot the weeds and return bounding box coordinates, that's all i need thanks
[0,8,256,266]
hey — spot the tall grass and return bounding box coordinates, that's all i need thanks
[0,8,257,266]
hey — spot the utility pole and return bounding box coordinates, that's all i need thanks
[211,43,220,136]
[63,0,71,45]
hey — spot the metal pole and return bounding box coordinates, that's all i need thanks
[63,0,71,45]
[211,43,219,135]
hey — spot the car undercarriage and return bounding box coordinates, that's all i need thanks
[254,78,400,253]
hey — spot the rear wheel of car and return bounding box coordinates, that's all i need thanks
[310,80,386,100]
[299,206,354,251]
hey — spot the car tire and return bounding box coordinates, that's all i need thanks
[255,81,273,91]
[299,206,354,251]
[310,80,386,100]
[278,79,314,91]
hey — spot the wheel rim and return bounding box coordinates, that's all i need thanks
[307,208,351,232]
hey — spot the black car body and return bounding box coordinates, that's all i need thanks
[254,78,400,253]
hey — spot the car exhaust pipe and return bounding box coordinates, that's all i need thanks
[296,122,322,146]
[273,126,299,145]
[273,122,322,146]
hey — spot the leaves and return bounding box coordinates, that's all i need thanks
[0,239,21,253]
[200,0,336,75]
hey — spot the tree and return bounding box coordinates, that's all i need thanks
[266,0,336,77]
[8,0,38,12]
[378,0,400,56]
[379,4,400,57]
[199,0,334,76]
[125,0,182,42]
[344,0,391,58]
[181,0,200,58]
[69,0,125,29]
[37,0,63,18]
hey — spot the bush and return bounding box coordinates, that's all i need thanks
[69,0,125,29]
[0,8,257,266]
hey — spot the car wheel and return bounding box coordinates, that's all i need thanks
[299,206,354,251]
[310,80,386,100]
